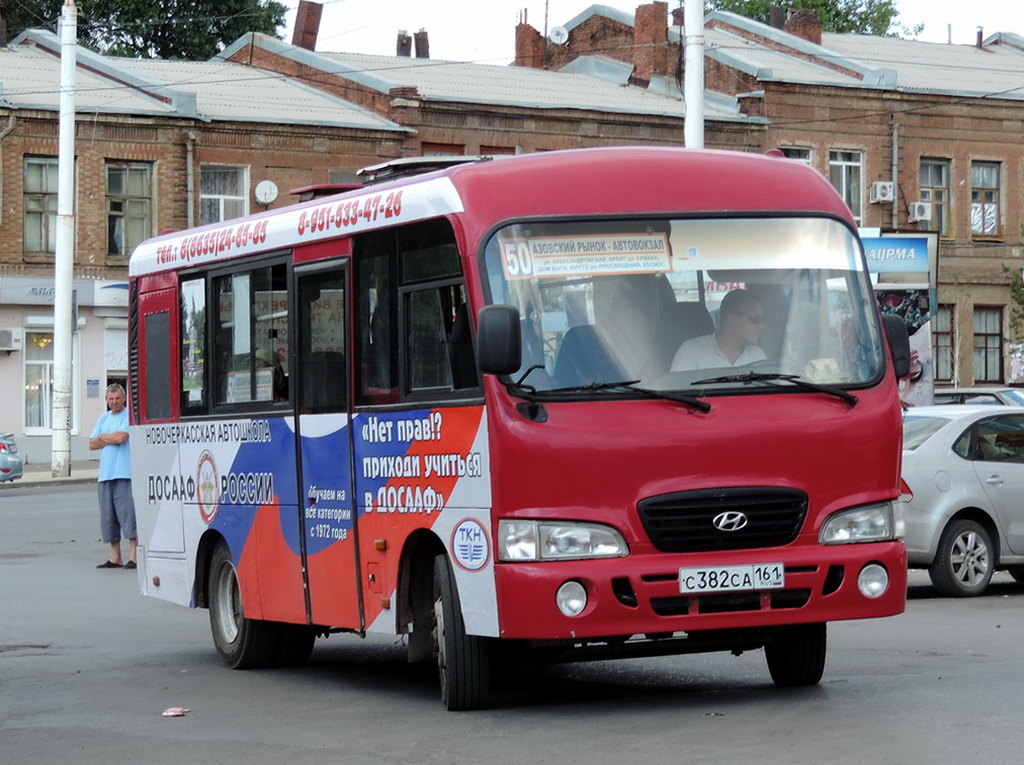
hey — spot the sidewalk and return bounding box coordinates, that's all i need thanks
[0,459,100,489]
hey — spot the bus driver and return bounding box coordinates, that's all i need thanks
[670,289,767,371]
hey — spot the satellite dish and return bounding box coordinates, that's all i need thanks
[548,25,569,45]
[255,180,279,205]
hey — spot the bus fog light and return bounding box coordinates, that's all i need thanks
[556,580,588,617]
[858,563,889,598]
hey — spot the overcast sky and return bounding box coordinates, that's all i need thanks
[280,0,1024,63]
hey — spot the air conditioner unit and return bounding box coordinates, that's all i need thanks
[869,181,895,204]
[0,328,23,353]
[908,201,932,223]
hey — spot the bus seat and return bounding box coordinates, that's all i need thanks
[647,302,714,377]
[552,325,622,387]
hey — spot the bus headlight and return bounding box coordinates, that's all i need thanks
[820,502,896,544]
[498,520,629,561]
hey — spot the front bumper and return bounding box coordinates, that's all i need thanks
[494,541,907,640]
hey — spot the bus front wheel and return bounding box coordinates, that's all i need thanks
[208,543,280,669]
[432,554,489,710]
[765,622,826,686]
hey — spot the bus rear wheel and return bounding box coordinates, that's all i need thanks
[432,554,489,711]
[208,543,280,669]
[765,623,826,687]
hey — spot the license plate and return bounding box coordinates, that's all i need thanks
[679,563,785,594]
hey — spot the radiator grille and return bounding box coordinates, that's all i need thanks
[637,487,808,553]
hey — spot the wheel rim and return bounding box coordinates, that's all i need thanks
[214,561,242,644]
[950,530,990,587]
[432,595,449,684]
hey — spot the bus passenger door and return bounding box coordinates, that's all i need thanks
[292,265,362,630]
[133,285,186,558]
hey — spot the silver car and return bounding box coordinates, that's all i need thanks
[932,387,1024,406]
[900,406,1024,596]
[0,432,23,483]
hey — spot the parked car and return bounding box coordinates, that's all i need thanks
[900,405,1024,596]
[0,433,24,483]
[932,386,1024,406]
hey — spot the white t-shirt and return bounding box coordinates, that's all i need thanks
[670,333,767,371]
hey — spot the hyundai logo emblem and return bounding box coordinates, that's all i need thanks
[712,511,749,532]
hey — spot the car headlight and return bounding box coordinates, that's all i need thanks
[498,520,629,561]
[820,502,897,544]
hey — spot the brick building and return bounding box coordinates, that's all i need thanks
[5,2,1024,459]
[0,29,406,461]
[510,3,1024,389]
[0,16,758,461]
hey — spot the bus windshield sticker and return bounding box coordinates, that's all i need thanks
[500,234,672,280]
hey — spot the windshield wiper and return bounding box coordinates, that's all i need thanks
[542,380,711,413]
[691,371,858,407]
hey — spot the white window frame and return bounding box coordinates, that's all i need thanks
[106,161,153,257]
[829,150,863,224]
[200,164,249,225]
[779,147,812,164]
[22,318,81,436]
[24,157,60,255]
[919,158,950,237]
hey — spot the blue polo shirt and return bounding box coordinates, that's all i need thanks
[91,409,132,482]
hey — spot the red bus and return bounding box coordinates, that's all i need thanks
[129,147,910,710]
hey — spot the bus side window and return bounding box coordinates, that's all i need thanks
[212,262,288,408]
[180,278,207,413]
[354,219,478,405]
[296,271,346,413]
[354,231,399,405]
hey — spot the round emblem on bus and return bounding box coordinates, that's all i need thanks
[450,519,490,572]
[712,511,749,532]
[196,450,220,525]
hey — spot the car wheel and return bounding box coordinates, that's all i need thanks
[928,519,994,597]
[765,623,826,687]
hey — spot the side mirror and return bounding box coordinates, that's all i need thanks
[881,313,911,380]
[476,305,522,375]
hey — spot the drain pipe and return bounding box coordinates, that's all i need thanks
[186,131,196,228]
[891,119,898,228]
[0,114,15,227]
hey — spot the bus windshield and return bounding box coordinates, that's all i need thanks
[483,216,884,395]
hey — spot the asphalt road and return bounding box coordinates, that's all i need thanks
[2,483,1022,765]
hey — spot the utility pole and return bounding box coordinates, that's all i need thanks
[684,0,705,149]
[51,0,77,477]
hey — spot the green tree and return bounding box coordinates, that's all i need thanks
[706,0,900,36]
[2,0,286,59]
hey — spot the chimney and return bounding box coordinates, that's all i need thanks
[397,30,412,56]
[291,0,323,51]
[634,1,669,85]
[515,21,546,68]
[769,7,785,30]
[414,28,429,58]
[977,26,984,49]
[784,8,821,45]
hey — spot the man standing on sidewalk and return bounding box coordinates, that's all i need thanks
[89,383,137,569]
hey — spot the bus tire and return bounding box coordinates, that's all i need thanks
[765,623,826,687]
[432,554,489,711]
[208,542,279,669]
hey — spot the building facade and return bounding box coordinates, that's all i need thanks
[4,2,1024,460]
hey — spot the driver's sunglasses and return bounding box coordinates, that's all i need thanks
[742,312,763,324]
